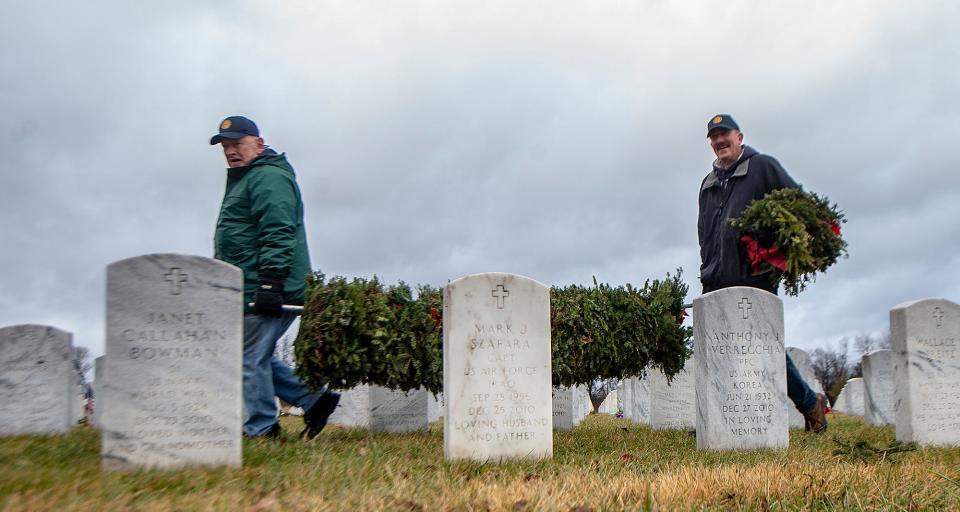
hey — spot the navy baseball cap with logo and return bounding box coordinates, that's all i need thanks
[706,114,740,136]
[210,115,259,145]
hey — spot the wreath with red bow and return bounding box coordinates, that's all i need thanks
[729,188,848,296]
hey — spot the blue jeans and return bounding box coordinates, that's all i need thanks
[243,312,323,437]
[786,354,817,413]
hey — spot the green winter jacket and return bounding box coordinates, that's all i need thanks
[214,149,312,312]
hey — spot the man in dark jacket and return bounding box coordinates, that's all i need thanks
[697,114,828,432]
[211,115,338,440]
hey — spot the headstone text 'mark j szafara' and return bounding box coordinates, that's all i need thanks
[443,273,552,462]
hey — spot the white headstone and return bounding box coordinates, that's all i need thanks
[72,385,87,424]
[891,298,960,446]
[834,378,865,416]
[694,287,788,450]
[862,349,896,426]
[786,347,824,429]
[428,392,443,423]
[552,386,587,431]
[0,325,74,435]
[443,273,552,462]
[620,380,634,420]
[597,390,610,414]
[328,385,371,428]
[92,356,105,427]
[370,386,428,433]
[101,254,243,470]
[650,358,696,430]
[574,384,590,422]
[630,374,652,424]
[601,389,619,414]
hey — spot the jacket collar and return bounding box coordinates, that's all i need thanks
[225,148,283,178]
[701,145,756,191]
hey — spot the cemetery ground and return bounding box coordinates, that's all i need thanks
[2,415,959,511]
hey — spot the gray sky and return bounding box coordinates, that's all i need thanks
[2,1,958,361]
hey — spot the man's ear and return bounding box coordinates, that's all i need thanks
[256,137,265,152]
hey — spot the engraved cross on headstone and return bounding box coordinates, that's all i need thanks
[933,307,945,327]
[738,297,752,319]
[491,285,510,309]
[163,267,188,295]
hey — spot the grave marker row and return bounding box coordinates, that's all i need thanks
[8,256,960,472]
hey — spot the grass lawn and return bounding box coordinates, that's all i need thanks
[1,413,959,511]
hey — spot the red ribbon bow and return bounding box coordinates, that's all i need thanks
[741,235,788,274]
[830,220,841,236]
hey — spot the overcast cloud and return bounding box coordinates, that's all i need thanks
[1,1,958,362]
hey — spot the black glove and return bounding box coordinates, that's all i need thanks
[253,276,285,317]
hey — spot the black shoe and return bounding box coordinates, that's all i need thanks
[301,391,340,440]
[244,422,282,440]
[803,393,829,434]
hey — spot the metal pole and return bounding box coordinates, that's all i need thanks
[247,303,304,314]
[260,303,687,314]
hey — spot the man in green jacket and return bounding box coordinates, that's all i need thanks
[211,115,338,439]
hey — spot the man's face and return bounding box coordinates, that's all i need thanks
[221,135,264,168]
[708,128,744,165]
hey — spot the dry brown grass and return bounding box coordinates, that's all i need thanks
[2,413,958,511]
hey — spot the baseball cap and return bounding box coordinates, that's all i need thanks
[706,114,740,136]
[210,116,259,145]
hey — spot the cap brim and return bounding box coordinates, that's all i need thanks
[209,131,250,145]
[707,124,737,136]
